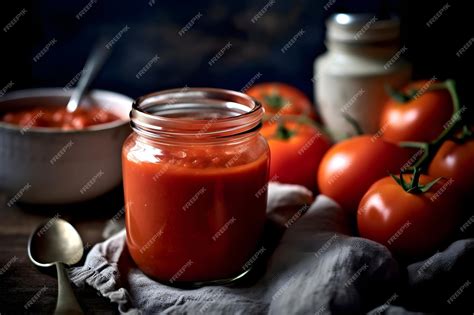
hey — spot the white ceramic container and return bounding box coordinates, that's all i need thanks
[314,14,411,140]
[0,88,132,204]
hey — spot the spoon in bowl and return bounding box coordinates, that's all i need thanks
[66,39,111,113]
[28,218,85,315]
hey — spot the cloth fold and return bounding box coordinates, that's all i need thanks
[70,183,474,314]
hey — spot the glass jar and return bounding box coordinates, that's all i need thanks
[122,88,270,284]
[314,13,411,140]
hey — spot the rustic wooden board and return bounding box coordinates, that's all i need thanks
[0,187,125,315]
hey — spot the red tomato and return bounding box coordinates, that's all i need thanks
[260,120,331,192]
[247,82,316,118]
[317,135,412,212]
[357,174,462,259]
[428,137,474,198]
[380,80,453,143]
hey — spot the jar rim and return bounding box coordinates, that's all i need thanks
[131,87,263,140]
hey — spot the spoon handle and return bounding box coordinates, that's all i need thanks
[54,262,84,315]
[66,40,111,112]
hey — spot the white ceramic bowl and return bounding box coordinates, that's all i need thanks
[0,88,132,204]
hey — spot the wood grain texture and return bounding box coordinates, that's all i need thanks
[0,187,125,315]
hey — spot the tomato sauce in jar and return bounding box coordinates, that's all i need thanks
[122,88,270,284]
[1,106,119,130]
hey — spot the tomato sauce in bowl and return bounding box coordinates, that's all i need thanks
[1,106,119,130]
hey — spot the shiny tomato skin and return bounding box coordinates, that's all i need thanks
[247,82,316,118]
[357,175,462,259]
[380,80,453,143]
[261,121,331,192]
[317,135,412,213]
[428,138,474,198]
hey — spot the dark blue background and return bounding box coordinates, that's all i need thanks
[1,0,472,108]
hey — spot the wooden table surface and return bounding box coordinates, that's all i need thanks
[0,187,125,315]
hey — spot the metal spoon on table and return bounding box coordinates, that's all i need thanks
[66,39,111,112]
[28,218,84,315]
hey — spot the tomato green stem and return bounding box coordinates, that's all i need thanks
[399,79,463,171]
[386,81,447,104]
[386,85,411,103]
[398,141,429,170]
[275,122,295,140]
[390,168,442,194]
[459,125,473,140]
[342,113,364,135]
[262,114,333,141]
[263,93,287,109]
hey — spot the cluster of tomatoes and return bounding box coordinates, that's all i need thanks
[248,80,473,261]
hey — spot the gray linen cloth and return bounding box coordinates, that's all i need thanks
[70,183,474,314]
